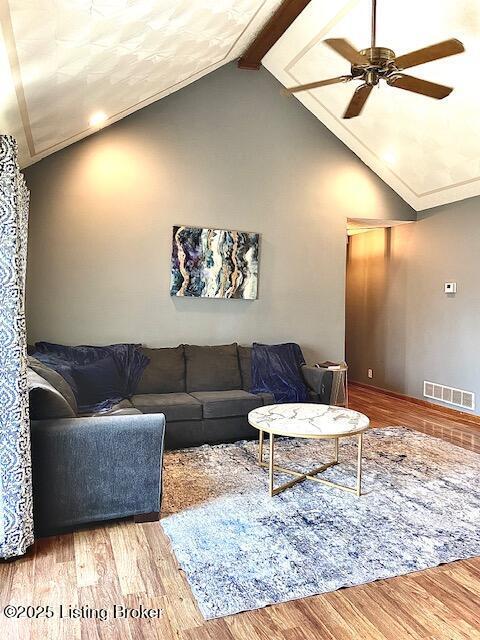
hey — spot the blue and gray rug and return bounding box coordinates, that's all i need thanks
[161,427,480,619]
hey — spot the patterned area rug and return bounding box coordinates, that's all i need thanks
[161,428,480,619]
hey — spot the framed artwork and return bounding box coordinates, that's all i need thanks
[170,226,259,299]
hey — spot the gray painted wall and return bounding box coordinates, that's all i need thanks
[25,62,414,363]
[346,197,480,414]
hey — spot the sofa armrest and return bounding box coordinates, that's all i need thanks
[301,366,333,404]
[30,413,165,535]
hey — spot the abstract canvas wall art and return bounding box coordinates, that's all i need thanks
[170,226,259,299]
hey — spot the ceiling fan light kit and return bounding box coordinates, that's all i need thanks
[285,0,465,119]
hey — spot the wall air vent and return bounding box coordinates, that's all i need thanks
[424,381,475,411]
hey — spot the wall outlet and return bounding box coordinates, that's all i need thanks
[367,368,373,379]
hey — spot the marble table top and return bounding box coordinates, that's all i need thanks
[248,403,370,438]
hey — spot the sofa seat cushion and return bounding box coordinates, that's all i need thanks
[136,346,185,394]
[185,344,242,392]
[190,390,263,419]
[255,391,275,406]
[132,393,202,422]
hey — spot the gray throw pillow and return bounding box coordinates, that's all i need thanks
[184,343,241,392]
[27,369,76,419]
[28,356,78,414]
[136,346,186,394]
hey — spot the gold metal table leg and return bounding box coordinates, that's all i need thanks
[269,432,274,497]
[261,433,365,497]
[356,432,363,497]
[258,430,264,464]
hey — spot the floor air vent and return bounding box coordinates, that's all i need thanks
[424,381,475,411]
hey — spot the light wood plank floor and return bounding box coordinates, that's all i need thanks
[2,385,480,640]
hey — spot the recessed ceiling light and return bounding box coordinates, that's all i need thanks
[382,149,396,165]
[89,111,108,128]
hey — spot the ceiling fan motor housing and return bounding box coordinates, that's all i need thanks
[351,47,397,85]
[359,47,396,64]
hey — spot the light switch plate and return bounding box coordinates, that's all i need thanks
[444,282,457,294]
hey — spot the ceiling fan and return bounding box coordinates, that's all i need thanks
[285,0,465,119]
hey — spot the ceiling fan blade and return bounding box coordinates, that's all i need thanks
[343,84,373,119]
[395,39,464,70]
[388,74,453,99]
[284,76,351,94]
[324,38,368,65]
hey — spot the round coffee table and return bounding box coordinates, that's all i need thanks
[248,403,370,497]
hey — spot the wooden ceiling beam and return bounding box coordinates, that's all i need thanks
[238,0,312,70]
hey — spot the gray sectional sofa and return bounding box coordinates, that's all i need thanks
[30,412,165,536]
[28,342,332,536]
[118,343,331,448]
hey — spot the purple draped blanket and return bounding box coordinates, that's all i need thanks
[251,342,309,403]
[31,342,149,414]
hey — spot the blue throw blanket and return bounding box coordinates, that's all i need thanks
[32,342,149,414]
[251,342,309,403]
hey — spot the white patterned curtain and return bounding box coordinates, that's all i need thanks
[0,135,33,559]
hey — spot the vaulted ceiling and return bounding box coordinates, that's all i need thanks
[0,0,283,168]
[1,0,478,212]
[264,0,480,210]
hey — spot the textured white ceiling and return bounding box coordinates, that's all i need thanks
[2,0,478,211]
[0,0,283,167]
[264,0,480,210]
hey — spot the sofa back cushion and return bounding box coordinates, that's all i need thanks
[28,369,77,419]
[136,346,186,394]
[238,345,252,391]
[28,356,78,414]
[185,344,241,392]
